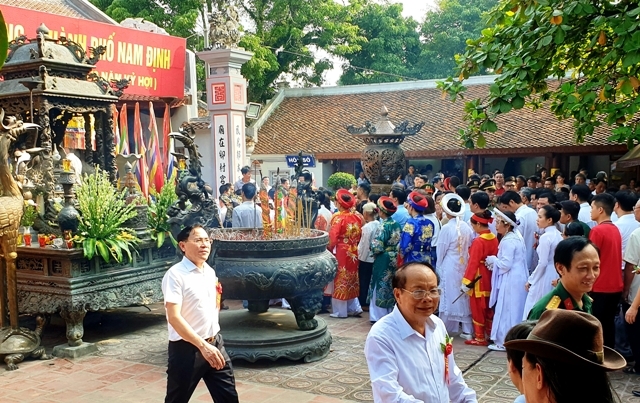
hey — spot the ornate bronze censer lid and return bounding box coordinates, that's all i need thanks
[346,106,424,190]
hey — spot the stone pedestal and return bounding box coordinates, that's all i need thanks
[52,342,98,359]
[220,310,331,363]
[197,48,253,198]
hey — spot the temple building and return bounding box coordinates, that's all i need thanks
[247,75,631,185]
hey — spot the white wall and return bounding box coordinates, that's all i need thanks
[252,154,328,187]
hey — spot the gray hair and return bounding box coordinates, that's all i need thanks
[519,187,533,200]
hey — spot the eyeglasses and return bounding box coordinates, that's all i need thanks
[401,288,441,299]
[189,237,212,245]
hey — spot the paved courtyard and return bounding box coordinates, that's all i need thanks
[2,301,640,402]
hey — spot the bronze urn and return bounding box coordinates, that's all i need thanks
[347,106,424,194]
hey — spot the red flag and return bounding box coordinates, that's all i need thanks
[118,104,130,155]
[163,102,176,179]
[134,102,149,198]
[148,102,165,193]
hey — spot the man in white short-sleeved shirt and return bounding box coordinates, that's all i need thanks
[161,225,238,403]
[364,262,477,403]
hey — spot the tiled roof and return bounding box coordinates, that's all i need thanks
[0,0,86,19]
[253,79,625,158]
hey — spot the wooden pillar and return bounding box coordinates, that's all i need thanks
[466,155,478,179]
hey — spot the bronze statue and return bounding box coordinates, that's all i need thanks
[0,108,50,370]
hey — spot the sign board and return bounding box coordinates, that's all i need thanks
[2,5,186,98]
[286,154,316,168]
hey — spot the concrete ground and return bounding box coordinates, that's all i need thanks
[2,301,640,402]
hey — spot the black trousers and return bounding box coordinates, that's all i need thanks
[624,302,640,370]
[590,292,622,349]
[358,260,374,307]
[165,334,239,403]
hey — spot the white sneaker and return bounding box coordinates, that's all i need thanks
[329,313,346,319]
[488,344,506,352]
[459,332,473,340]
[348,309,363,317]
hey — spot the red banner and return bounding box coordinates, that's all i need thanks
[2,5,186,98]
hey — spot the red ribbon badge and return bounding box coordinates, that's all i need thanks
[440,334,454,384]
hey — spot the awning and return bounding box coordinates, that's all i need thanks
[614,143,640,169]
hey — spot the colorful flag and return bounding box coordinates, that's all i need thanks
[133,102,149,198]
[118,104,130,155]
[147,101,165,193]
[163,102,176,179]
[112,105,119,151]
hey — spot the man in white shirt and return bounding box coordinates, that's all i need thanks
[365,262,477,403]
[500,191,537,273]
[233,165,254,194]
[232,183,263,228]
[161,225,238,403]
[614,190,640,267]
[571,184,596,228]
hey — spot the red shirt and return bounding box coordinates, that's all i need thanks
[589,221,623,293]
[494,187,505,196]
[463,230,499,297]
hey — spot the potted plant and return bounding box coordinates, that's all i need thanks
[148,173,178,248]
[327,172,357,190]
[20,201,38,245]
[73,168,139,263]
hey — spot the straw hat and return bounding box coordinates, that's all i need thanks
[504,310,626,371]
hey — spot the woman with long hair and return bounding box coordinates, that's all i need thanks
[485,209,529,351]
[505,309,624,403]
[523,205,563,319]
[461,210,499,346]
[368,197,401,323]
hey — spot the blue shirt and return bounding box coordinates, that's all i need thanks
[392,205,410,228]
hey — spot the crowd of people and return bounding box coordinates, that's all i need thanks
[317,166,640,403]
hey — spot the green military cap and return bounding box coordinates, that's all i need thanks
[466,179,480,189]
[480,179,496,191]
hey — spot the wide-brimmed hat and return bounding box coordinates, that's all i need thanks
[441,193,465,217]
[504,310,626,371]
[407,191,429,212]
[377,196,397,215]
[336,189,356,209]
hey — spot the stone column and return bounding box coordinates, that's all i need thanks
[196,48,253,198]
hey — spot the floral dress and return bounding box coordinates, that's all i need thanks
[328,210,365,300]
[398,215,436,266]
[369,217,401,309]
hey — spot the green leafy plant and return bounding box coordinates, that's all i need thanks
[327,172,356,190]
[73,168,139,263]
[20,202,38,227]
[148,173,178,248]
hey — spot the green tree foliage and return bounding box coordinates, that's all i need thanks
[339,1,421,85]
[438,0,640,149]
[417,0,497,79]
[90,0,203,49]
[237,0,363,102]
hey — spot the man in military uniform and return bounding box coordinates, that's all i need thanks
[528,236,599,320]
[479,179,497,209]
[466,178,480,194]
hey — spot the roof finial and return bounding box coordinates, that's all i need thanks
[380,105,389,117]
[36,23,50,38]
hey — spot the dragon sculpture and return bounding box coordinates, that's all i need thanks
[0,109,48,370]
[166,124,221,240]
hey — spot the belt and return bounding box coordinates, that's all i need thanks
[204,336,215,344]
